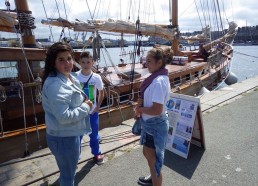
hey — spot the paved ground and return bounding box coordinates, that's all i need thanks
[0,76,258,186]
[75,87,258,186]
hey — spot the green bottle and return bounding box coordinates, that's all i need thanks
[88,84,95,103]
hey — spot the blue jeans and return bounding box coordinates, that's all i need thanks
[80,112,101,156]
[46,134,80,186]
[140,115,169,177]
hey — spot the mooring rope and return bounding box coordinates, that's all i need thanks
[234,51,258,59]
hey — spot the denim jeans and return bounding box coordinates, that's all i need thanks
[140,115,169,177]
[46,134,80,186]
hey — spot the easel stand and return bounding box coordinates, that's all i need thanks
[166,93,205,159]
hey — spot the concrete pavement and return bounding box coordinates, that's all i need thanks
[0,76,258,186]
[73,80,258,186]
[76,77,258,186]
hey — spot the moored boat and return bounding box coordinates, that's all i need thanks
[0,0,237,163]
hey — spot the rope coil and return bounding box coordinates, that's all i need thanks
[0,85,7,102]
[34,77,42,103]
[17,12,36,29]
[5,0,10,10]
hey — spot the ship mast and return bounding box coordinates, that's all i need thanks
[14,0,38,83]
[14,0,36,48]
[171,0,179,55]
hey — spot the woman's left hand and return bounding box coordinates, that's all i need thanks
[85,100,93,110]
[134,105,142,118]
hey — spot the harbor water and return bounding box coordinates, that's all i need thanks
[0,46,258,84]
[230,46,258,81]
[83,45,258,84]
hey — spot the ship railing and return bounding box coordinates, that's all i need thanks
[0,81,41,100]
[170,70,204,87]
[118,89,136,104]
[108,87,139,104]
[108,89,124,121]
[99,85,141,120]
[169,63,229,91]
[99,87,114,110]
[0,109,3,137]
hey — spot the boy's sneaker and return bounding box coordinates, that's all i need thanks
[94,154,104,165]
[138,175,152,185]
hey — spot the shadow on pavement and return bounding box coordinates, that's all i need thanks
[75,159,96,185]
[164,145,205,179]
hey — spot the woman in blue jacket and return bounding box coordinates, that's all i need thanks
[42,42,93,186]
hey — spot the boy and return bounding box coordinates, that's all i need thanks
[76,51,105,165]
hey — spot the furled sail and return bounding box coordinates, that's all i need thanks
[41,17,74,29]
[203,21,238,50]
[180,25,210,44]
[41,18,177,41]
[0,10,18,33]
[74,19,177,41]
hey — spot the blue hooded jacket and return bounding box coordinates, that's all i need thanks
[42,72,91,137]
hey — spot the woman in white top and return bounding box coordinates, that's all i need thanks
[135,47,172,186]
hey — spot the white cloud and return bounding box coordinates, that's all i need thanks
[1,0,258,40]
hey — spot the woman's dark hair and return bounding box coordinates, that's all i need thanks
[147,47,173,68]
[42,42,73,86]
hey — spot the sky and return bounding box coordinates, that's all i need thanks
[1,0,258,41]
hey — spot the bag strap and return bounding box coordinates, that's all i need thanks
[82,73,93,89]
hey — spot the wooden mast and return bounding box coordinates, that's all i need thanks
[14,0,36,48]
[171,0,179,55]
[14,0,37,83]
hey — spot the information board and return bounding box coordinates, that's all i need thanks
[166,93,205,159]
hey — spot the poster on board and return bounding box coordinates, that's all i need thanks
[166,93,204,159]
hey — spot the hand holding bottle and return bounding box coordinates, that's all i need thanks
[85,99,93,110]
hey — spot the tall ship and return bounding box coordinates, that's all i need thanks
[0,0,237,163]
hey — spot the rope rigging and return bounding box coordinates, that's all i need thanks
[0,85,7,102]
[127,0,142,94]
[41,0,54,42]
[51,0,74,41]
[92,32,101,62]
[216,0,224,34]
[59,27,65,42]
[5,0,10,11]
[127,0,132,21]
[211,0,220,38]
[234,51,258,59]
[85,0,99,21]
[54,0,61,18]
[62,0,71,37]
[2,1,43,148]
[130,17,141,85]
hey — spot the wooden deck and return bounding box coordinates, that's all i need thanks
[97,61,207,86]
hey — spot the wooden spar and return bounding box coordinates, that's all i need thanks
[172,0,179,55]
[0,26,15,33]
[14,0,36,48]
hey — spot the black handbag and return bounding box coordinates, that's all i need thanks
[132,119,141,135]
